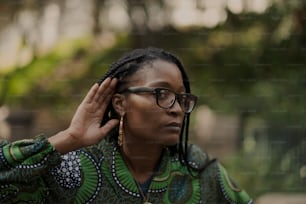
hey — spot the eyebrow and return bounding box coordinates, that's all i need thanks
[147,81,185,92]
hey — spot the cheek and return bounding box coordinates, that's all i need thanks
[125,106,163,134]
[124,96,165,133]
[126,97,161,119]
[127,108,162,127]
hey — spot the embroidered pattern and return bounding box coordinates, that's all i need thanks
[111,146,141,198]
[0,147,10,169]
[74,150,102,204]
[217,163,253,204]
[0,135,254,203]
[50,151,81,189]
[0,184,12,200]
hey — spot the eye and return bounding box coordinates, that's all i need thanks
[180,95,188,105]
[157,89,171,100]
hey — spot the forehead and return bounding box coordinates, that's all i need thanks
[128,59,184,89]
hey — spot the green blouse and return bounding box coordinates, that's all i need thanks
[0,135,253,204]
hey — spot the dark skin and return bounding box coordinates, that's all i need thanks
[48,78,119,153]
[49,59,186,183]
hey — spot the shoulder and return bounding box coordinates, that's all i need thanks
[193,154,254,204]
[186,144,212,169]
[186,144,253,204]
[216,162,254,204]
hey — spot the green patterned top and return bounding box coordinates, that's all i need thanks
[0,135,253,204]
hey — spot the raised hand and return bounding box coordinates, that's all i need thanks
[48,78,119,154]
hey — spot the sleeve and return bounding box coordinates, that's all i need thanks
[0,134,62,203]
[187,144,254,204]
[216,162,254,204]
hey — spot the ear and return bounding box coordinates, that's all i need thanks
[112,93,126,116]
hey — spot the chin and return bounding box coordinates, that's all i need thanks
[161,135,180,146]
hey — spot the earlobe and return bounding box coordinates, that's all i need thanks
[112,93,126,115]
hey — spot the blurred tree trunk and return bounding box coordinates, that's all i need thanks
[93,0,105,36]
[126,0,149,48]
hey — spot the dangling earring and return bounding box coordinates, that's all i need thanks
[118,114,124,146]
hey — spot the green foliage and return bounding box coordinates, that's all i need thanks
[0,35,132,114]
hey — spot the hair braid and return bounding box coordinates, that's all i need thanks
[97,52,145,84]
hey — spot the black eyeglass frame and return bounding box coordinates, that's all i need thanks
[119,87,197,113]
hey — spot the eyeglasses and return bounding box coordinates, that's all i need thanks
[119,87,197,113]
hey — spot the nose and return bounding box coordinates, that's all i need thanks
[169,98,184,115]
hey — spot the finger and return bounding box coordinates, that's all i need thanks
[94,78,117,108]
[99,79,118,115]
[93,77,112,103]
[98,119,119,140]
[96,78,118,113]
[84,83,99,104]
[97,78,117,104]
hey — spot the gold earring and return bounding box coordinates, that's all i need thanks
[118,114,124,146]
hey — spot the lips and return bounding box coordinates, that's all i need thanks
[166,122,182,128]
[164,122,182,132]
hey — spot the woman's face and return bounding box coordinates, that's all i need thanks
[121,59,186,146]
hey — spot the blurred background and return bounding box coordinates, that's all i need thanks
[0,0,305,203]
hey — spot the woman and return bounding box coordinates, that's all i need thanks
[0,47,253,203]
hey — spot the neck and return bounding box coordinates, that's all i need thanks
[121,140,163,183]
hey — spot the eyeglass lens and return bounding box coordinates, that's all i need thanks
[156,89,196,113]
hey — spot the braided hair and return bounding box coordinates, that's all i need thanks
[98,47,194,170]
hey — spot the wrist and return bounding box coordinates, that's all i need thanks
[48,129,81,154]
